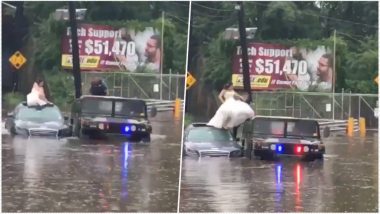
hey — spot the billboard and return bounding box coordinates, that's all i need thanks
[61,23,161,73]
[232,43,334,92]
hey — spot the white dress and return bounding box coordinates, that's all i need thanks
[207,90,255,129]
[27,84,47,106]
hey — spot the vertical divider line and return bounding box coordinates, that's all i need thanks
[177,1,192,213]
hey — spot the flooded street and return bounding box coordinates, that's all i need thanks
[2,112,182,212]
[180,134,378,212]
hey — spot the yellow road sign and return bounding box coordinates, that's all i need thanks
[9,51,27,70]
[375,76,378,84]
[186,72,197,90]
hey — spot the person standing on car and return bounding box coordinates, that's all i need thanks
[207,82,255,138]
[27,78,52,106]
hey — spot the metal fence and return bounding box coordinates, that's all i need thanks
[252,91,378,128]
[81,72,186,100]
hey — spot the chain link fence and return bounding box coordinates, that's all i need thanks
[252,91,378,128]
[81,72,185,100]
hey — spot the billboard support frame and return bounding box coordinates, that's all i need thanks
[160,11,165,100]
[332,29,337,121]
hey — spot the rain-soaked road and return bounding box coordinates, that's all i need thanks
[2,112,182,212]
[180,133,378,212]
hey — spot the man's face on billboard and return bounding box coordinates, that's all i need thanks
[145,38,158,60]
[317,56,331,77]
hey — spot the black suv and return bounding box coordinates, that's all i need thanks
[70,95,156,142]
[238,116,328,161]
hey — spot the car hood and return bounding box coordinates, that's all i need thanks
[186,141,241,152]
[261,138,321,145]
[83,116,148,124]
[15,120,64,130]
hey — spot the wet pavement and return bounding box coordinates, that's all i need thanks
[180,133,378,212]
[2,112,182,212]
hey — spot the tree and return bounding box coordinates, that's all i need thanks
[5,2,189,108]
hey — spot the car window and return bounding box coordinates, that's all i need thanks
[187,127,234,142]
[287,121,318,138]
[17,106,62,122]
[82,99,113,115]
[115,100,146,117]
[253,119,285,137]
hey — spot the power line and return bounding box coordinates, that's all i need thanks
[192,15,237,28]
[165,12,188,22]
[192,2,235,12]
[336,30,376,42]
[166,13,188,24]
[192,10,235,19]
[170,1,190,8]
[313,13,378,29]
[166,12,203,28]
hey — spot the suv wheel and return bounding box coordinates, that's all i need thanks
[73,121,84,138]
[141,135,151,143]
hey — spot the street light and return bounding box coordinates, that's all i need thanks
[54,8,87,21]
[224,27,257,40]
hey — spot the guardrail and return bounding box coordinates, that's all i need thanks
[319,119,359,133]
[146,99,184,112]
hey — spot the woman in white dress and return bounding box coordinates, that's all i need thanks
[207,82,255,129]
[26,79,51,106]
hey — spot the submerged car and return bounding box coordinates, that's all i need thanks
[238,116,328,161]
[183,123,242,158]
[5,102,71,138]
[70,95,156,142]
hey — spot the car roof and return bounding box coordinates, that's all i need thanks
[186,123,229,131]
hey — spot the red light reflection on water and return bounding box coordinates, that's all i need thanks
[294,163,303,212]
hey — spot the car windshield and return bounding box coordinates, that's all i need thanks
[115,100,146,117]
[17,106,62,123]
[286,120,319,138]
[82,99,113,116]
[253,119,285,137]
[81,98,146,117]
[252,118,319,138]
[187,127,234,143]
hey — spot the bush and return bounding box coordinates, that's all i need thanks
[3,92,25,112]
[184,113,195,128]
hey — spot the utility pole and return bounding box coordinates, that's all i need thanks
[68,2,82,98]
[13,1,25,92]
[236,1,252,104]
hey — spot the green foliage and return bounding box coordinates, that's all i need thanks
[22,2,188,110]
[202,34,237,90]
[190,1,378,94]
[184,113,195,128]
[2,92,25,111]
[43,70,75,112]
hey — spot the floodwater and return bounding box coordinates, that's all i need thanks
[2,112,183,212]
[180,133,378,212]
